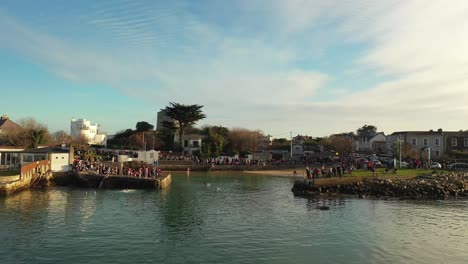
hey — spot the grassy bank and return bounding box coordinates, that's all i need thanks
[349,168,435,178]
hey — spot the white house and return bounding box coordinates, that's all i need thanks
[70,118,107,146]
[118,150,159,164]
[178,134,204,155]
[356,133,386,153]
[21,147,72,172]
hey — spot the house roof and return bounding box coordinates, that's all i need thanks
[22,147,70,154]
[0,146,24,151]
[390,131,444,136]
[0,116,21,131]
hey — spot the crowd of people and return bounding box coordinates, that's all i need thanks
[72,159,164,178]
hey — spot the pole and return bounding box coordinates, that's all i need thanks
[399,134,402,168]
[428,147,431,165]
[290,131,293,159]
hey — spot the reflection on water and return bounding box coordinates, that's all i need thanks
[1,172,467,264]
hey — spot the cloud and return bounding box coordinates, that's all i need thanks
[1,1,467,136]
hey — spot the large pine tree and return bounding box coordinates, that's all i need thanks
[160,102,206,150]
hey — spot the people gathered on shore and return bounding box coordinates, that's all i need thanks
[72,159,164,178]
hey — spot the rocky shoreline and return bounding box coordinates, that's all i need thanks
[292,172,468,199]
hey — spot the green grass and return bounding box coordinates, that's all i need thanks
[0,170,19,177]
[348,168,436,178]
[313,168,441,187]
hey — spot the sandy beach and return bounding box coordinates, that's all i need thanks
[242,169,306,177]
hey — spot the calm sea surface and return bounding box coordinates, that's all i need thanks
[1,172,467,264]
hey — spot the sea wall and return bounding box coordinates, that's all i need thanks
[0,174,33,196]
[53,171,171,189]
[158,164,306,171]
[292,173,468,199]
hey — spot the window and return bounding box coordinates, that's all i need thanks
[452,138,458,147]
[464,138,468,147]
[435,151,440,157]
[23,155,33,162]
[435,138,440,146]
[192,141,199,147]
[423,138,428,146]
[184,140,188,148]
[412,138,417,146]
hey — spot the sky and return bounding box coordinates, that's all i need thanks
[1,0,467,138]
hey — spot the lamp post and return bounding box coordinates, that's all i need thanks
[399,134,402,168]
[290,131,293,160]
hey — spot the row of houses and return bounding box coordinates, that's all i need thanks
[356,129,468,159]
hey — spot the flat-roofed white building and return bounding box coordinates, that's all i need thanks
[70,118,107,146]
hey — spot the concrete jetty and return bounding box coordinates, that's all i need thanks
[53,171,172,190]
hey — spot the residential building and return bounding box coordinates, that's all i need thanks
[386,129,445,159]
[180,134,204,155]
[0,115,20,135]
[356,133,387,153]
[70,118,107,146]
[0,115,21,145]
[444,131,468,155]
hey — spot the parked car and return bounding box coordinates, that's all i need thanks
[448,163,468,171]
[372,160,383,168]
[396,161,409,168]
[430,162,442,169]
[379,157,394,165]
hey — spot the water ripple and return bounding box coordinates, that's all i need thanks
[0,174,467,264]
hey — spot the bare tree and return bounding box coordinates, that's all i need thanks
[227,128,264,154]
[52,130,71,145]
[4,118,50,148]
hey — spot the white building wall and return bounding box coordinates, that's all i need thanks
[51,153,70,172]
[70,118,107,146]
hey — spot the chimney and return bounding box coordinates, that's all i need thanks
[437,128,443,133]
[1,114,9,120]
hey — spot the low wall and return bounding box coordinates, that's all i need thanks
[0,160,51,196]
[157,174,171,189]
[53,171,171,190]
[0,173,33,196]
[158,164,307,171]
[0,175,21,182]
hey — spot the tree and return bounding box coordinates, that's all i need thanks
[136,121,154,132]
[272,138,289,146]
[226,128,264,154]
[357,125,377,138]
[393,142,420,160]
[5,118,50,148]
[201,126,229,158]
[160,102,206,149]
[322,136,355,155]
[52,130,71,145]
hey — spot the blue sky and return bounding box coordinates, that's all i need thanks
[1,0,467,137]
